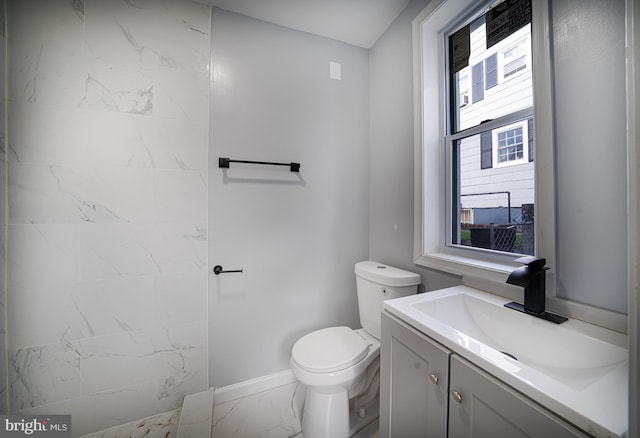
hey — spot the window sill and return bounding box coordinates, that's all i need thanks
[415,251,519,285]
[416,252,628,333]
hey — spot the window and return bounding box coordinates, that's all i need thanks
[460,208,474,225]
[451,27,532,132]
[413,0,544,283]
[494,121,529,167]
[447,1,534,256]
[458,72,470,107]
[502,39,528,78]
[414,0,630,332]
[497,128,523,162]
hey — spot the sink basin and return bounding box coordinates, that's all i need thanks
[412,292,626,385]
[383,285,628,437]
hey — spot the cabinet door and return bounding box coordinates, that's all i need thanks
[380,312,450,438]
[448,355,589,438]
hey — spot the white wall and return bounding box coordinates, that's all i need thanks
[552,0,628,314]
[369,0,460,290]
[5,0,210,435]
[208,9,371,387]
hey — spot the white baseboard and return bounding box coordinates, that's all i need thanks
[212,369,298,405]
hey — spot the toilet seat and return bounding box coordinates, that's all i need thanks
[292,326,369,373]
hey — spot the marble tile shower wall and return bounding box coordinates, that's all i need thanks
[5,0,210,435]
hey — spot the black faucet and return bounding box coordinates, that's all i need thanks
[505,256,568,324]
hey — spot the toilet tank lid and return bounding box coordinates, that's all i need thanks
[355,261,421,287]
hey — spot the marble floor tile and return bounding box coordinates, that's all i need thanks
[212,382,304,438]
[212,382,380,438]
[79,382,380,438]
[79,409,180,438]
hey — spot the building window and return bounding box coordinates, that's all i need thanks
[502,39,528,78]
[459,72,470,107]
[494,122,528,167]
[460,208,474,225]
[498,127,523,162]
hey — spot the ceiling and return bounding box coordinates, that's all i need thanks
[205,0,411,48]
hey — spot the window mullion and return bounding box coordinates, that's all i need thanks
[447,107,533,142]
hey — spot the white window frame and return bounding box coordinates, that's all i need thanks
[413,0,597,319]
[493,120,528,167]
[413,0,630,332]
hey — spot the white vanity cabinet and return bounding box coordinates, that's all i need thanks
[380,312,590,438]
[448,355,588,437]
[380,311,450,438]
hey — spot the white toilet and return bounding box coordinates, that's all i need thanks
[290,261,421,438]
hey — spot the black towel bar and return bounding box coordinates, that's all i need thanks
[218,157,300,172]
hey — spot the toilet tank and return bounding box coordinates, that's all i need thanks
[355,261,421,339]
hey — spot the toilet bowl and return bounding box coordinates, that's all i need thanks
[291,327,380,438]
[290,261,421,438]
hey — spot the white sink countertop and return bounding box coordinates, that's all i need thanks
[383,285,628,437]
